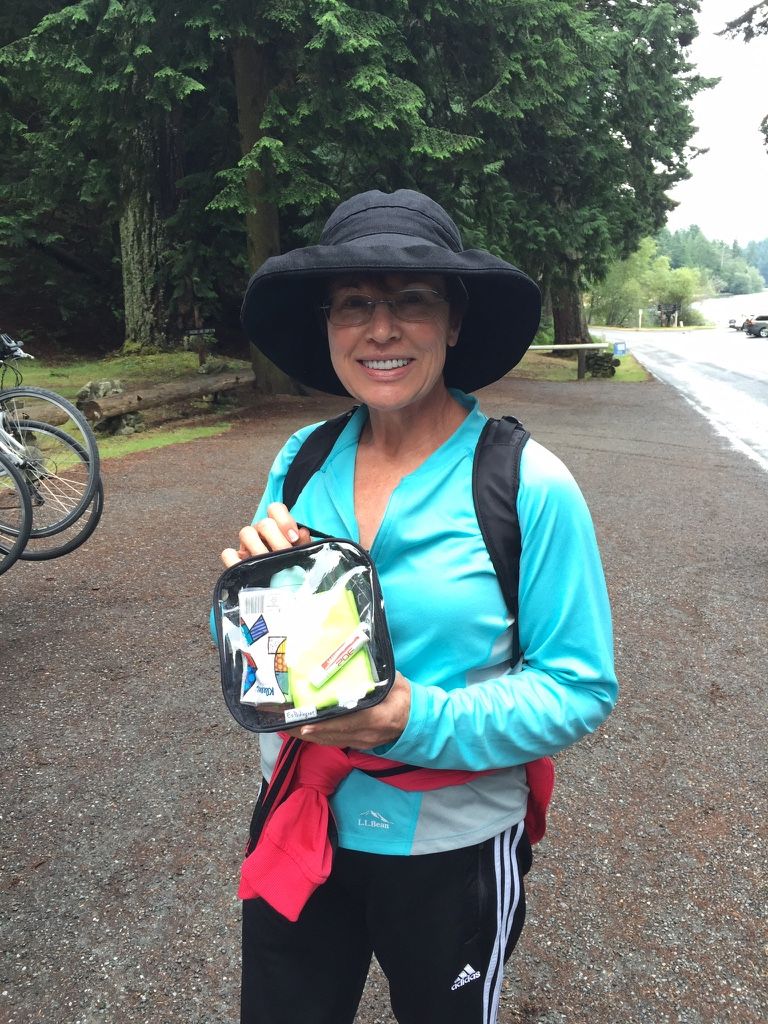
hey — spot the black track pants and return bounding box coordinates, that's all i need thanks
[240,821,532,1024]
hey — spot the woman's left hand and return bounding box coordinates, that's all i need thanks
[286,672,411,749]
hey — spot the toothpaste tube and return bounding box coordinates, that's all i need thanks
[308,624,370,688]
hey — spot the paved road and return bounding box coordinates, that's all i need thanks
[1,376,766,1023]
[597,326,768,472]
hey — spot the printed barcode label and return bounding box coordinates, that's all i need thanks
[238,588,270,618]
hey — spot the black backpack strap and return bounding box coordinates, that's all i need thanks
[472,416,530,665]
[281,407,358,509]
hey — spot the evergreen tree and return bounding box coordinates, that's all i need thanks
[0,2,123,341]
[534,0,709,345]
[1,2,215,351]
[0,0,718,383]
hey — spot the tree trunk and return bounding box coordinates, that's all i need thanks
[118,118,180,353]
[539,266,552,326]
[231,36,299,394]
[551,259,591,349]
[232,37,281,272]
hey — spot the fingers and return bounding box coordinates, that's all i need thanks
[220,503,308,568]
[220,547,242,568]
[265,502,306,545]
[241,519,289,555]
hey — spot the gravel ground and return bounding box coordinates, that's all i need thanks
[1,376,766,1024]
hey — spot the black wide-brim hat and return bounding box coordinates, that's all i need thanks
[241,189,541,396]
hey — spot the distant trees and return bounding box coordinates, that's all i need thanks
[657,226,766,295]
[588,227,767,327]
[588,237,706,327]
[744,238,768,282]
[587,239,662,328]
[0,0,712,379]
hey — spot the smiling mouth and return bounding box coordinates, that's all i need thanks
[360,358,412,370]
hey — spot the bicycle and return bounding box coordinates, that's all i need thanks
[0,333,101,535]
[0,449,32,575]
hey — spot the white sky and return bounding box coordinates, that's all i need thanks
[664,0,768,246]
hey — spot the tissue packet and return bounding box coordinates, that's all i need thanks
[237,588,291,705]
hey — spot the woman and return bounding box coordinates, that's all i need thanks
[221,189,618,1024]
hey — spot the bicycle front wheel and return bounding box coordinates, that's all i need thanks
[0,386,100,505]
[2,419,96,536]
[0,450,32,575]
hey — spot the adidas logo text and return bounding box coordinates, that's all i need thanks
[451,963,481,990]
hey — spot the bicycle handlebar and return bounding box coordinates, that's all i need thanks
[0,333,34,360]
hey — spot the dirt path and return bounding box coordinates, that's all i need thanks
[1,378,766,1023]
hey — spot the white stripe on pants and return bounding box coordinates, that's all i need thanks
[483,820,525,1023]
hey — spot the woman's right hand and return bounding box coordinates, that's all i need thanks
[220,503,311,567]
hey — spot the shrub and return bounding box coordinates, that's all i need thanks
[680,306,707,326]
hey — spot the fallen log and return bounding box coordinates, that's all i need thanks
[78,370,254,423]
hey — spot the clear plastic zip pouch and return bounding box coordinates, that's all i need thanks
[213,534,395,732]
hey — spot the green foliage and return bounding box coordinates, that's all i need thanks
[532,322,555,349]
[588,236,711,326]
[678,306,707,326]
[0,0,715,367]
[589,238,659,326]
[0,1,249,350]
[659,265,705,309]
[656,225,766,295]
[744,238,768,281]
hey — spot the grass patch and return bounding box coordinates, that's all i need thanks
[98,422,233,460]
[513,351,577,382]
[7,351,250,401]
[612,353,649,381]
[0,350,249,461]
[513,349,649,382]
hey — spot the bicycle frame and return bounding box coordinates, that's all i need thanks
[0,414,27,467]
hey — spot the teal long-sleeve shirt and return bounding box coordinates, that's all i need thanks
[249,391,617,855]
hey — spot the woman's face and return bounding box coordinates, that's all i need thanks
[325,273,461,415]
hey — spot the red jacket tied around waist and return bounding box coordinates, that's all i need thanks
[239,736,555,922]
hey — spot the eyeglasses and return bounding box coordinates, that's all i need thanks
[321,288,449,327]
